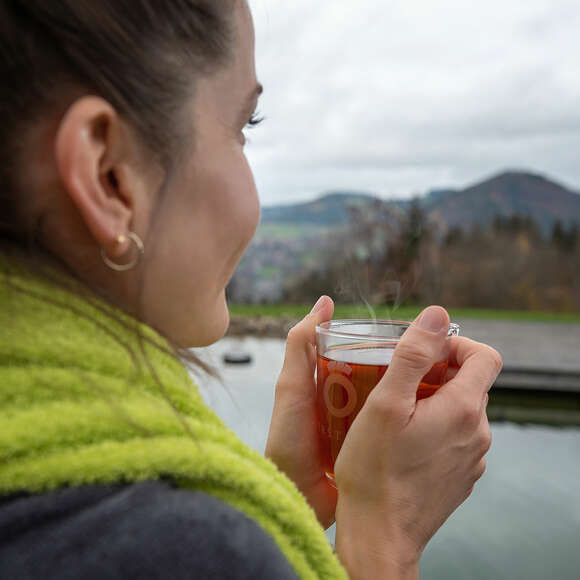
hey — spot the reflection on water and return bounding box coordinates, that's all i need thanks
[197,338,580,580]
[421,424,580,580]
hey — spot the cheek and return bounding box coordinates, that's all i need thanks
[233,178,260,245]
[242,160,261,240]
[212,157,260,252]
[140,155,259,347]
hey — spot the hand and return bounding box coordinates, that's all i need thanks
[334,306,502,580]
[265,295,337,528]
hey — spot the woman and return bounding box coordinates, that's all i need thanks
[0,1,502,578]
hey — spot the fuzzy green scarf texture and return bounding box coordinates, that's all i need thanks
[0,250,347,580]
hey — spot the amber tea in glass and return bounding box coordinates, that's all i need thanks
[315,320,460,481]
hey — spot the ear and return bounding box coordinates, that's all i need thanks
[54,96,139,260]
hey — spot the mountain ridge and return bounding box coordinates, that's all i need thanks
[260,170,580,234]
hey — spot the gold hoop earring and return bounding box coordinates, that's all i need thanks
[101,231,144,272]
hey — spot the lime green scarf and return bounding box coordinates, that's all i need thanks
[0,250,346,580]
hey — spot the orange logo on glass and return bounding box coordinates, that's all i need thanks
[323,361,357,418]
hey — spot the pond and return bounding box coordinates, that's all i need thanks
[196,337,580,580]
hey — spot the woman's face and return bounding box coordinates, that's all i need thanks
[140,1,261,347]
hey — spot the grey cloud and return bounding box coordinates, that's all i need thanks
[247,0,580,203]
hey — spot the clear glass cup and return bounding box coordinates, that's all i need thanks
[315,319,460,481]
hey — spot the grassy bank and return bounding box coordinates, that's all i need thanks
[229,304,580,324]
[488,389,580,428]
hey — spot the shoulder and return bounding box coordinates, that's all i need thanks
[0,480,299,580]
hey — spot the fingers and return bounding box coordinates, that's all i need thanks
[475,409,492,456]
[444,366,459,382]
[465,457,487,500]
[277,295,334,398]
[459,413,490,506]
[482,393,489,410]
[470,413,491,486]
[371,306,450,420]
[445,337,503,399]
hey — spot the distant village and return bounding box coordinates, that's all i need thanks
[228,170,580,310]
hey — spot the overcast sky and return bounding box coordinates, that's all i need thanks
[246,0,580,206]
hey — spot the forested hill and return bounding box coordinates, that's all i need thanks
[260,170,580,234]
[428,171,580,235]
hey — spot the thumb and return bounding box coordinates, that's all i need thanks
[374,306,450,419]
[280,296,334,388]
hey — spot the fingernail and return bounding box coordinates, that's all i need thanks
[310,296,325,314]
[416,306,447,333]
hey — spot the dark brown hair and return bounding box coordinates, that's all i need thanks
[1,0,234,235]
[0,1,238,414]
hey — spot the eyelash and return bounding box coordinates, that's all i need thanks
[246,112,264,129]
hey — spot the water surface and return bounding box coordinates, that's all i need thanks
[197,337,580,580]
